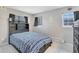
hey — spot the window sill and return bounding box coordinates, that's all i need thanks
[62,25,73,28]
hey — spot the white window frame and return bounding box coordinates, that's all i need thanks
[62,12,74,28]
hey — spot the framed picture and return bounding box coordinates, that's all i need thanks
[34,16,42,26]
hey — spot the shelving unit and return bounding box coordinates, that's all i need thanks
[9,14,29,35]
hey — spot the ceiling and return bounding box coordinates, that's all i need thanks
[7,6,64,14]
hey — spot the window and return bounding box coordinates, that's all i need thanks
[62,12,74,27]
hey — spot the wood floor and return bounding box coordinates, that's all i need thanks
[0,41,73,53]
[45,42,73,53]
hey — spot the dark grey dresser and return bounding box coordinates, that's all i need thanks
[73,20,79,53]
[73,11,79,53]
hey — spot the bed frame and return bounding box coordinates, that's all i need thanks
[10,41,52,53]
[38,42,52,53]
[8,14,52,53]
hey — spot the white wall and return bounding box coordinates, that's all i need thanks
[1,6,79,45]
[32,6,75,43]
[0,7,33,44]
[0,7,9,43]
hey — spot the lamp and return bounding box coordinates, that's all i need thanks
[9,18,12,21]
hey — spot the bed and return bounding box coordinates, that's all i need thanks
[9,32,52,53]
